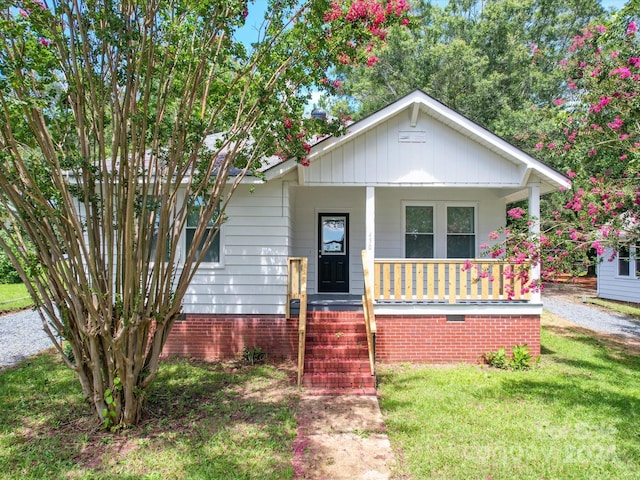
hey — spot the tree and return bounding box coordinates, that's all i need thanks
[0,0,409,427]
[329,0,607,135]
[486,1,640,280]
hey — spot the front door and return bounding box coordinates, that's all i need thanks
[318,213,349,293]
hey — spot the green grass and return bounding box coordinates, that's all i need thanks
[0,355,298,479]
[378,323,640,479]
[0,283,33,313]
[586,296,640,319]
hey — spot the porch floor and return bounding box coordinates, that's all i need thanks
[290,294,362,313]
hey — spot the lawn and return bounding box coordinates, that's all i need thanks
[0,283,33,313]
[0,355,298,479]
[378,313,640,479]
[2,314,640,479]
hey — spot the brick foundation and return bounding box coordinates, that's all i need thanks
[375,314,540,363]
[160,313,540,364]
[161,315,299,361]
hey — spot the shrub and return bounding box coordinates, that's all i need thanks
[483,344,536,370]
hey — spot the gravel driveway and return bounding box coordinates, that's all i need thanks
[542,283,640,339]
[0,309,53,369]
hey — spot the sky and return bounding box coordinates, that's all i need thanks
[235,0,633,109]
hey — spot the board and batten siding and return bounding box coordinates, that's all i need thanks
[304,109,524,187]
[597,247,640,303]
[183,180,292,315]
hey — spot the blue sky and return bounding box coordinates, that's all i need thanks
[237,0,632,46]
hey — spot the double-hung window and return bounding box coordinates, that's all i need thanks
[446,206,475,258]
[618,246,640,278]
[404,205,434,258]
[186,195,221,264]
[403,203,477,259]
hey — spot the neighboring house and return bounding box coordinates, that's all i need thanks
[598,246,640,302]
[162,90,570,384]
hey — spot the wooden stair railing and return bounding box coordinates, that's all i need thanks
[287,257,308,387]
[361,250,377,377]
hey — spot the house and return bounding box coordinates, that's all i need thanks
[598,246,640,303]
[161,90,570,389]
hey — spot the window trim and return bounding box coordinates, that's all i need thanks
[617,245,640,279]
[402,201,436,258]
[182,192,225,269]
[445,203,477,259]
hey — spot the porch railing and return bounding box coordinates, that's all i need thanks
[373,259,531,303]
[287,257,308,387]
[361,251,377,377]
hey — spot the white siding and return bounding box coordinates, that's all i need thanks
[305,110,523,186]
[597,247,640,302]
[375,188,506,259]
[291,186,366,295]
[183,180,291,315]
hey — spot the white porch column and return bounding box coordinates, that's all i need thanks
[528,182,541,303]
[366,186,375,282]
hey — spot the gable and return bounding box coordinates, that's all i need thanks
[302,109,523,186]
[265,90,569,200]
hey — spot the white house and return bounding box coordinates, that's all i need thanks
[162,90,570,387]
[598,246,640,303]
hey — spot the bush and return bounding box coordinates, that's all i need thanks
[483,344,536,370]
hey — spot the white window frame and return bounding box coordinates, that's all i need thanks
[402,201,436,258]
[617,245,640,279]
[444,203,478,259]
[182,191,225,269]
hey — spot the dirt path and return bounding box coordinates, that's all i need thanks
[293,395,395,480]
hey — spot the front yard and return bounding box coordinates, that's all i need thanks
[1,311,639,479]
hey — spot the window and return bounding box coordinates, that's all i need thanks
[618,246,640,278]
[619,246,630,276]
[186,196,220,264]
[447,206,475,258]
[405,205,434,258]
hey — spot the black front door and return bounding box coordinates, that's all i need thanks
[318,213,349,293]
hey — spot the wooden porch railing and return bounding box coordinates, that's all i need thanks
[361,251,377,377]
[287,257,308,387]
[373,259,531,303]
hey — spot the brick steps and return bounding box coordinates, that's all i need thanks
[301,311,376,396]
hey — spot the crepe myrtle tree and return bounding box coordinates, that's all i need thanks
[0,0,409,427]
[482,4,640,290]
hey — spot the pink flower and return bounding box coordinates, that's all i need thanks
[489,231,499,240]
[283,117,293,129]
[607,116,623,130]
[627,21,637,35]
[38,38,51,47]
[610,66,632,79]
[553,98,564,106]
[535,142,543,150]
[595,25,607,33]
[300,158,310,167]
[507,207,526,220]
[366,55,379,67]
[332,79,343,88]
[628,57,640,68]
[566,170,576,178]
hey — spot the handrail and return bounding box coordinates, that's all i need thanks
[373,258,531,303]
[287,257,308,387]
[361,250,376,377]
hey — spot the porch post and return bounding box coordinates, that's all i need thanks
[366,186,375,281]
[528,182,541,303]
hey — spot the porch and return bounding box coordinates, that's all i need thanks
[287,254,539,391]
